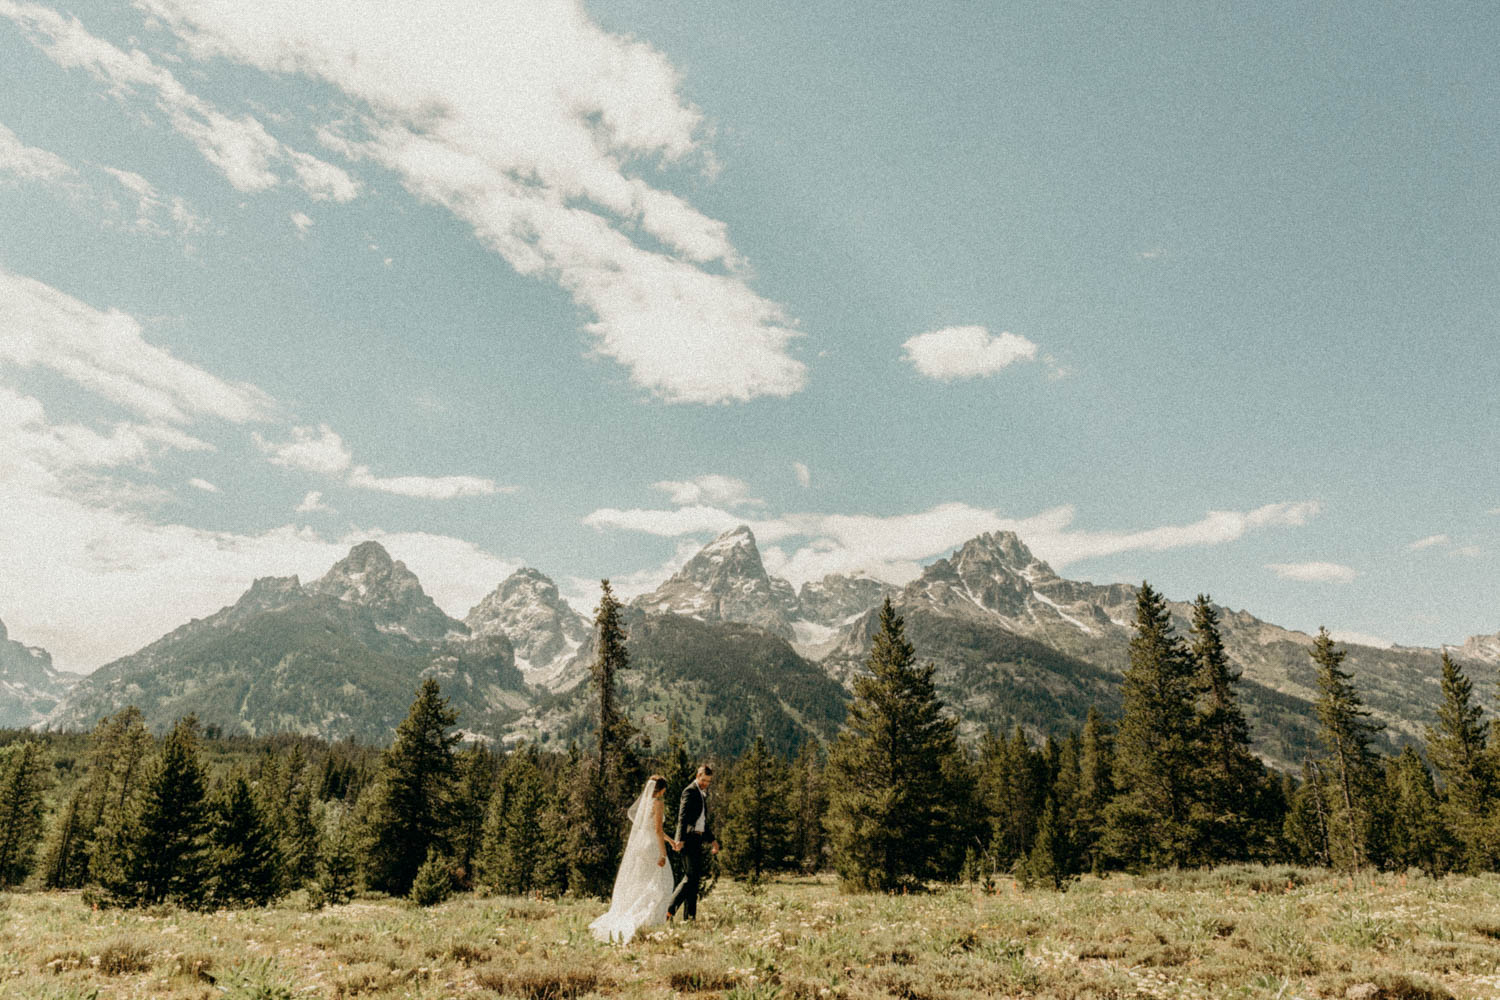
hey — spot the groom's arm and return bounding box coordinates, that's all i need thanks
[674,785,695,842]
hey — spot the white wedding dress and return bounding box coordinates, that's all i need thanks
[589,781,675,945]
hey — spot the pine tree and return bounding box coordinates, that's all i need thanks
[358,679,462,895]
[658,717,697,836]
[824,599,966,891]
[1101,582,1199,868]
[1424,652,1493,870]
[789,741,829,873]
[97,717,210,906]
[1188,595,1267,862]
[480,743,562,896]
[205,773,284,907]
[1382,747,1453,875]
[722,737,797,884]
[449,745,496,889]
[1310,627,1382,869]
[44,708,152,889]
[317,818,359,905]
[1024,796,1070,889]
[568,581,641,897]
[978,727,1045,873]
[1282,761,1332,866]
[0,741,50,888]
[409,845,455,906]
[1075,707,1114,872]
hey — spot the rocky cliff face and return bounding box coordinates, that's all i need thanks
[633,526,801,640]
[465,568,589,686]
[0,618,77,728]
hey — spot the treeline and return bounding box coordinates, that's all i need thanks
[1,581,1497,906]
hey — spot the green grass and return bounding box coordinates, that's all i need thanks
[3,867,1499,998]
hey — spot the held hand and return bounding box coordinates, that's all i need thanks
[711,841,720,855]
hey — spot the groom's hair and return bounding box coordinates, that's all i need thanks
[697,764,713,777]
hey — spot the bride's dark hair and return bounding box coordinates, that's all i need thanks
[649,774,667,795]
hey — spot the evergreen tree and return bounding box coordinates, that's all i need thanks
[205,773,284,907]
[722,737,797,884]
[1188,595,1268,862]
[789,741,829,873]
[658,718,697,836]
[978,727,1045,873]
[1382,747,1453,875]
[568,581,641,896]
[317,818,359,905]
[0,741,50,888]
[358,679,462,895]
[1282,762,1332,866]
[1024,796,1070,889]
[824,599,967,890]
[409,845,455,907]
[97,717,210,906]
[44,708,152,889]
[1101,583,1199,868]
[1424,652,1493,870]
[1310,627,1382,868]
[480,743,563,896]
[449,744,497,889]
[1075,707,1114,872]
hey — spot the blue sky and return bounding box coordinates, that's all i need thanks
[2,0,1496,673]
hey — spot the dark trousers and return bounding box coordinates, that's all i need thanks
[668,834,708,919]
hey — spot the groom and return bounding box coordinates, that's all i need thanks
[667,764,718,922]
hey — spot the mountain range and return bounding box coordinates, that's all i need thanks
[10,527,1500,767]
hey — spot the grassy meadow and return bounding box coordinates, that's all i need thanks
[4,867,1499,1000]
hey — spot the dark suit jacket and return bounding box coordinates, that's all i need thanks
[674,783,715,843]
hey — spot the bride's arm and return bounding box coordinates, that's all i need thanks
[653,799,669,865]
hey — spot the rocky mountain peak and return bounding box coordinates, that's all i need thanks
[1,618,74,728]
[634,526,799,640]
[1451,632,1500,667]
[796,573,895,625]
[309,541,458,640]
[465,568,588,680]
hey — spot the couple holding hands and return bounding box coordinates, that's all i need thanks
[589,764,720,945]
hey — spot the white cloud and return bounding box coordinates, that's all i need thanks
[295,490,330,513]
[253,424,352,475]
[1265,561,1358,584]
[1406,533,1449,551]
[347,466,506,500]
[255,423,508,499]
[100,165,205,240]
[187,477,219,492]
[562,538,702,610]
[793,461,811,488]
[290,210,313,234]
[0,120,77,182]
[586,498,1324,588]
[1330,630,1393,649]
[0,265,275,425]
[132,0,805,404]
[1,1,359,201]
[902,325,1039,381]
[651,474,759,508]
[1451,545,1483,559]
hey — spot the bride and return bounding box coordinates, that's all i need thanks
[589,775,681,944]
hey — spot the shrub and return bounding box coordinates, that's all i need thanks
[409,847,454,907]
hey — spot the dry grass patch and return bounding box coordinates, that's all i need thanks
[476,958,605,999]
[96,938,152,974]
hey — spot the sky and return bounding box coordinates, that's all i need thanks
[2,0,1496,674]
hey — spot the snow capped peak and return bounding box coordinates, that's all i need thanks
[633,525,799,639]
[308,541,456,641]
[465,568,588,682]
